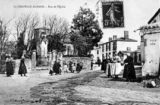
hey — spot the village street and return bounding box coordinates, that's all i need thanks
[0,66,160,105]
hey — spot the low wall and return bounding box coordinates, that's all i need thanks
[63,57,92,70]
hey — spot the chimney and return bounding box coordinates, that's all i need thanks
[124,31,129,39]
[109,37,112,42]
[113,35,117,40]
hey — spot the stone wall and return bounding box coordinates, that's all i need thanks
[63,57,92,70]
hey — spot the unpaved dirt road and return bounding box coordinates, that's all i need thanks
[30,71,160,105]
[1,67,160,105]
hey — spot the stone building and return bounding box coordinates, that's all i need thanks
[92,31,137,62]
[140,8,160,77]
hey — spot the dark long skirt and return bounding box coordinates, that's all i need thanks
[123,63,136,81]
[6,61,14,76]
[101,60,107,72]
[18,60,27,75]
[53,62,61,74]
[76,63,82,73]
[123,65,128,78]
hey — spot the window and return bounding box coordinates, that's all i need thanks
[109,42,111,51]
[97,50,99,54]
[113,41,117,51]
[106,43,108,51]
[102,54,104,60]
[102,45,104,52]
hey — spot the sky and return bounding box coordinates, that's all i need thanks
[0,0,160,49]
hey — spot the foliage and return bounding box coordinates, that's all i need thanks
[47,34,66,52]
[71,7,103,56]
[16,32,27,58]
[0,18,10,59]
[70,32,87,56]
[43,15,69,42]
[15,14,40,56]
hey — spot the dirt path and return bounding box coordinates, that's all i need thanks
[29,71,160,105]
[0,68,99,105]
[1,66,160,105]
[30,71,104,105]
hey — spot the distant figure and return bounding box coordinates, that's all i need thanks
[97,58,101,67]
[53,59,61,75]
[106,55,112,77]
[114,53,123,78]
[69,61,73,73]
[123,53,136,82]
[18,56,27,76]
[106,3,120,26]
[5,54,14,77]
[101,57,107,73]
[63,62,69,73]
[76,62,83,73]
[72,63,76,73]
[91,60,94,70]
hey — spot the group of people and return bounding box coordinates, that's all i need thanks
[5,55,27,77]
[49,60,83,75]
[101,52,136,82]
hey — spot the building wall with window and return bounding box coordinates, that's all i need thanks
[140,26,160,76]
[91,46,102,62]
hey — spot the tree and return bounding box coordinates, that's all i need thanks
[15,14,40,58]
[43,15,69,42]
[47,34,66,52]
[0,18,10,59]
[71,7,103,56]
[43,15,69,52]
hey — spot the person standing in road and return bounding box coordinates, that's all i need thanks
[123,53,136,82]
[91,60,94,70]
[53,59,61,75]
[5,54,14,77]
[18,56,27,76]
[72,63,76,73]
[106,55,112,78]
[97,57,101,67]
[101,57,107,73]
[76,62,82,73]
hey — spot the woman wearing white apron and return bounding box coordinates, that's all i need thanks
[115,55,122,78]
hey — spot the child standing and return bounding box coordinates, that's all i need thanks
[72,63,76,73]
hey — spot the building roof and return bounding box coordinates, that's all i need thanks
[140,22,160,30]
[116,37,137,42]
[99,37,137,45]
[148,8,160,24]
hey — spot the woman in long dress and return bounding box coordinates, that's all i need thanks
[114,55,123,78]
[5,55,14,77]
[101,58,107,73]
[18,57,27,76]
[123,53,136,81]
